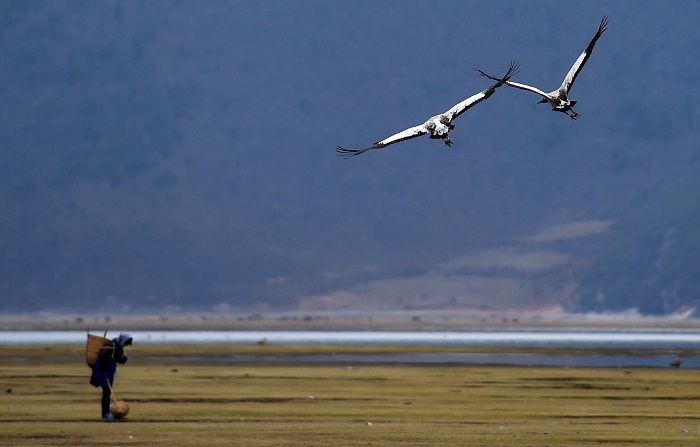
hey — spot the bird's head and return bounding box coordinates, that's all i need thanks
[537,98,548,104]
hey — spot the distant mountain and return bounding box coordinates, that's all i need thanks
[573,175,700,315]
[1,1,698,315]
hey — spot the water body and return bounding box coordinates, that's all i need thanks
[183,352,696,369]
[1,329,696,368]
[2,329,700,348]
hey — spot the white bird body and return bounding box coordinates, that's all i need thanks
[337,61,519,157]
[477,16,608,120]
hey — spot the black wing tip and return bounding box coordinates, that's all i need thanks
[476,60,519,82]
[336,145,360,158]
[336,145,375,158]
[505,60,520,79]
[475,67,493,79]
[585,16,608,51]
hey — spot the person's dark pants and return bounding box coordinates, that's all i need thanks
[101,385,111,415]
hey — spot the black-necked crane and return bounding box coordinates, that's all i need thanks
[336,61,519,158]
[477,16,608,120]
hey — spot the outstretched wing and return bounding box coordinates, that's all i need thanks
[559,15,608,94]
[444,61,519,121]
[336,124,427,158]
[475,68,550,99]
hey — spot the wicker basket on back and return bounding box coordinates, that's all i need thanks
[86,330,109,369]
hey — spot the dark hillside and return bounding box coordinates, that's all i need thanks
[1,1,698,315]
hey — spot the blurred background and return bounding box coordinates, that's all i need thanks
[1,1,698,317]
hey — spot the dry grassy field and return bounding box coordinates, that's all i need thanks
[1,345,699,446]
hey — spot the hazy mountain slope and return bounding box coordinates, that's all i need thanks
[573,174,700,315]
[1,1,698,314]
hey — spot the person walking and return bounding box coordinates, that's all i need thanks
[90,332,133,419]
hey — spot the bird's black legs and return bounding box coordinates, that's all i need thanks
[564,109,580,120]
[431,133,453,147]
[444,125,455,146]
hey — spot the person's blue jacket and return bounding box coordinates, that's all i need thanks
[90,332,132,387]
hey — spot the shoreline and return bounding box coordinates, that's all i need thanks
[1,309,698,331]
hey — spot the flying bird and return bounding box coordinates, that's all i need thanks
[336,61,519,158]
[476,16,608,120]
